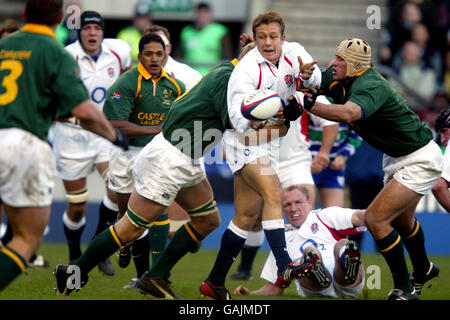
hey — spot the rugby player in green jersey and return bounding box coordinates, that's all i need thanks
[54,41,305,298]
[0,0,128,291]
[303,38,443,300]
[103,33,185,287]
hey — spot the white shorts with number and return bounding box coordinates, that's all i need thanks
[51,122,113,181]
[222,130,281,175]
[383,140,443,195]
[0,128,55,207]
[133,133,207,207]
[108,146,143,194]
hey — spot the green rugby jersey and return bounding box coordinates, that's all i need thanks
[320,66,432,157]
[162,59,238,159]
[0,24,89,140]
[103,62,185,147]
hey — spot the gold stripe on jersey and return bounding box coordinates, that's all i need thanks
[163,70,182,97]
[21,23,56,39]
[134,74,143,101]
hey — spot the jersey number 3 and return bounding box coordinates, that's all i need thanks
[0,60,23,106]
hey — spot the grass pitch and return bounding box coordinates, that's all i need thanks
[1,242,449,300]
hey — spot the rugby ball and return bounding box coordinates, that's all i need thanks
[241,89,284,121]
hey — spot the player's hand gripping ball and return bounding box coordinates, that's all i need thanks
[241,89,285,121]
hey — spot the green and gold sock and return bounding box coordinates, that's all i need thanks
[148,222,202,278]
[75,225,124,276]
[400,219,430,277]
[149,213,170,266]
[0,247,27,290]
[375,229,413,293]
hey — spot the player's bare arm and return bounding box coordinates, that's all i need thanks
[432,178,450,212]
[234,282,284,296]
[305,88,362,123]
[73,100,117,142]
[110,119,162,137]
[351,210,366,227]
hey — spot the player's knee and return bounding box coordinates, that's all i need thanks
[191,210,220,235]
[333,239,348,257]
[188,199,221,234]
[66,188,88,220]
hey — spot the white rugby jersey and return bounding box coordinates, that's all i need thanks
[227,41,321,132]
[164,56,202,91]
[65,38,131,110]
[279,93,337,164]
[442,140,450,182]
[260,207,366,284]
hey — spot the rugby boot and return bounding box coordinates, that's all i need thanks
[199,278,232,300]
[410,262,440,295]
[303,248,331,288]
[280,261,312,283]
[98,257,115,276]
[116,244,132,268]
[137,271,180,299]
[342,240,361,284]
[387,288,418,300]
[53,264,88,296]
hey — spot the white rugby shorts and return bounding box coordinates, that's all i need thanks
[278,156,314,188]
[108,146,142,194]
[383,140,443,195]
[222,129,281,175]
[52,122,113,180]
[133,133,206,207]
[0,128,55,207]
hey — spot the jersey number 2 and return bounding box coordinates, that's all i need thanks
[0,60,23,106]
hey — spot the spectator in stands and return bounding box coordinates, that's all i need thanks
[179,2,233,75]
[0,19,19,39]
[388,1,423,56]
[117,1,152,64]
[397,41,438,112]
[421,93,449,134]
[410,23,443,81]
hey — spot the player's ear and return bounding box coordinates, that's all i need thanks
[281,34,286,43]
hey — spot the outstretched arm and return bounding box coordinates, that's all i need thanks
[234,282,285,296]
[432,178,450,212]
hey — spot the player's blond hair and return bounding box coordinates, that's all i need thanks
[283,185,311,201]
[144,25,171,43]
[252,11,285,36]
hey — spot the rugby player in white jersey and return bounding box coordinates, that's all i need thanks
[50,11,131,275]
[432,109,450,212]
[230,91,339,281]
[234,185,366,298]
[202,11,322,298]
